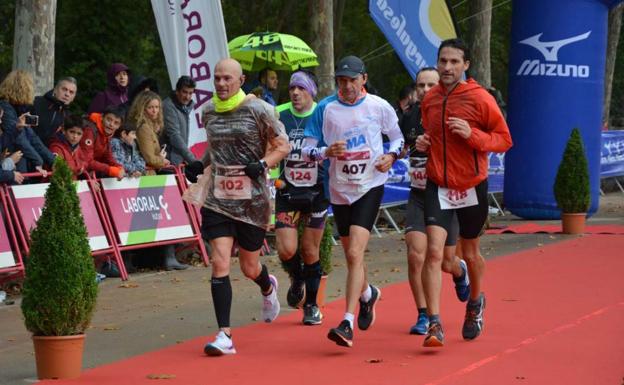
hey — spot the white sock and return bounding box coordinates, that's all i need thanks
[360,285,372,302]
[343,312,355,328]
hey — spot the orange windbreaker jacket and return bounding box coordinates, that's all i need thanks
[421,79,512,190]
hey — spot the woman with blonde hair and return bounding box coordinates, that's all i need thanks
[0,70,55,175]
[128,90,170,170]
[127,89,187,271]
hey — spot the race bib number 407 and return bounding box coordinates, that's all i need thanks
[335,150,373,185]
[438,187,478,210]
[214,166,252,200]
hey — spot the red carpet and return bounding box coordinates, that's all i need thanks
[485,223,624,234]
[41,235,624,385]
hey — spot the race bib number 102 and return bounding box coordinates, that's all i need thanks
[214,166,252,200]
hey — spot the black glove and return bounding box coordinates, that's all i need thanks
[184,161,204,183]
[244,160,267,179]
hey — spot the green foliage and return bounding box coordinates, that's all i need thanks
[283,217,334,275]
[21,158,98,336]
[553,128,591,214]
[319,220,334,275]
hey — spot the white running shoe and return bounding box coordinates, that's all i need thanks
[204,331,236,356]
[262,274,280,322]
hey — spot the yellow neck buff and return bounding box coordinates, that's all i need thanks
[212,89,246,113]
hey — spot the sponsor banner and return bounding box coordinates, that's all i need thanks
[151,0,228,159]
[488,152,505,193]
[505,0,623,219]
[10,181,109,251]
[369,0,456,79]
[0,208,15,268]
[601,130,624,178]
[101,175,193,246]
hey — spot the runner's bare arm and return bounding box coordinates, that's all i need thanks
[263,132,290,168]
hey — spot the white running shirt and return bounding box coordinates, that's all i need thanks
[303,93,404,205]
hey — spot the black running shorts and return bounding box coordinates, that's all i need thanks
[331,184,385,237]
[424,179,489,240]
[405,188,458,246]
[200,207,266,252]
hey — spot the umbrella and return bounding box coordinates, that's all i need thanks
[228,32,319,72]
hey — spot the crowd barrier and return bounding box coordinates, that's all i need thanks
[3,132,622,279]
[0,167,208,281]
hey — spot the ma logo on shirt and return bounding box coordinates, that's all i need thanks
[346,134,366,149]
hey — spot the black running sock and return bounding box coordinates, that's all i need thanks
[211,275,232,328]
[418,307,427,316]
[429,314,441,324]
[282,252,303,281]
[253,264,272,294]
[303,261,322,306]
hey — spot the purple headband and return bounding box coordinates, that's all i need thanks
[289,71,317,98]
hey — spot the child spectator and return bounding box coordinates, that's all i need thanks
[82,106,125,179]
[128,91,170,171]
[110,123,146,177]
[88,63,131,113]
[49,115,88,177]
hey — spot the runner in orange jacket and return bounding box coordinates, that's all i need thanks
[416,38,512,347]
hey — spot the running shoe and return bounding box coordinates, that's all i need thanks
[357,285,381,330]
[409,312,429,335]
[423,322,444,347]
[302,304,323,325]
[327,320,353,347]
[204,331,236,356]
[262,275,281,323]
[462,293,486,340]
[453,259,471,302]
[286,278,306,309]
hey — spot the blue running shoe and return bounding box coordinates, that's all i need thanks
[409,312,429,335]
[454,259,471,302]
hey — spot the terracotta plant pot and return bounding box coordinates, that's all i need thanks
[316,275,328,308]
[561,213,586,234]
[32,334,85,380]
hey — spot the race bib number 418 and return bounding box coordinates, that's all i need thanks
[438,187,478,210]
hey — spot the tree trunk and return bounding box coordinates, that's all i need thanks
[310,0,334,98]
[333,0,346,54]
[467,0,492,88]
[12,0,57,95]
[603,4,624,128]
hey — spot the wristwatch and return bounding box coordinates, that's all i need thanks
[259,159,268,169]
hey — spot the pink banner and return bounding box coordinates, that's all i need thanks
[0,209,15,268]
[100,175,194,245]
[10,181,109,251]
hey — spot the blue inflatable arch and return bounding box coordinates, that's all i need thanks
[504,0,623,219]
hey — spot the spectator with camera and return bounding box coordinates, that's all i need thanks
[0,70,55,176]
[0,107,24,184]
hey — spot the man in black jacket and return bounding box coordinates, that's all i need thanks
[33,77,77,146]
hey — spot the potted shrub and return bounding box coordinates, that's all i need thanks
[21,158,98,379]
[553,128,590,234]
